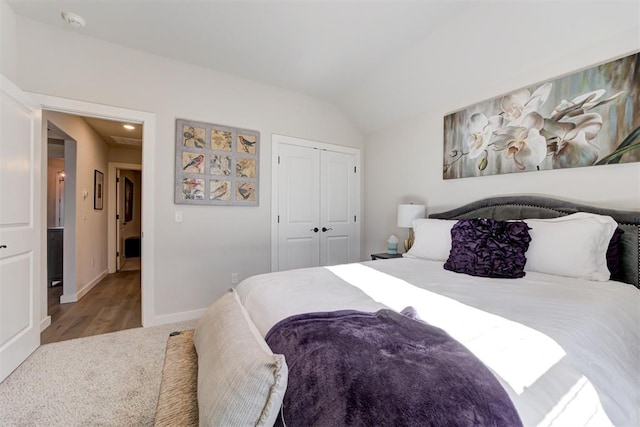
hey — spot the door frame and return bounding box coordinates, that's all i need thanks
[30,92,156,327]
[108,162,142,273]
[271,134,361,272]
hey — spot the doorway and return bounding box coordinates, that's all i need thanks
[46,138,64,288]
[31,93,156,328]
[45,122,77,305]
[41,112,144,343]
[1,80,157,380]
[116,168,142,272]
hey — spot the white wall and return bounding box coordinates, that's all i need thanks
[0,0,17,83]
[340,1,640,133]
[43,111,109,301]
[363,23,640,256]
[15,17,363,320]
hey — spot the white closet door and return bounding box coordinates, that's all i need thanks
[276,137,361,272]
[0,75,42,382]
[277,143,320,271]
[320,150,358,266]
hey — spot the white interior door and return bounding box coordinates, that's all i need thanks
[320,150,358,266]
[0,75,42,382]
[276,138,360,271]
[277,143,320,271]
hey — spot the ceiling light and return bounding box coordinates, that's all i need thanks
[123,124,135,130]
[61,12,86,29]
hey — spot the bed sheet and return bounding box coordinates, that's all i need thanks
[235,258,640,427]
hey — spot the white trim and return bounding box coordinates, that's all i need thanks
[28,92,156,327]
[60,293,78,304]
[271,138,279,272]
[271,134,362,272]
[59,269,108,304]
[59,293,77,304]
[273,134,362,155]
[145,308,206,327]
[40,316,51,332]
[78,269,108,300]
[107,162,142,273]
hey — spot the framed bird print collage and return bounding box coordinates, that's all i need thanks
[175,118,259,206]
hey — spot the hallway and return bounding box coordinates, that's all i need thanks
[41,270,141,344]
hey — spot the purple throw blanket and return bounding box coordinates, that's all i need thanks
[265,309,522,427]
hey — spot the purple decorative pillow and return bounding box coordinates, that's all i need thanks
[607,228,624,281]
[444,218,532,279]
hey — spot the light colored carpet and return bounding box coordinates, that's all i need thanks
[0,319,197,426]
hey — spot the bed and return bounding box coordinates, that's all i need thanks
[194,195,640,427]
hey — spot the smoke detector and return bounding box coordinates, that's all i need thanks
[61,12,86,29]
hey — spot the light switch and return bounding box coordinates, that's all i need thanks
[175,211,183,223]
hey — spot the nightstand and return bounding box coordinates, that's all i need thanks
[371,253,404,260]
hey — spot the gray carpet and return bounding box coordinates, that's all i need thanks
[0,320,198,426]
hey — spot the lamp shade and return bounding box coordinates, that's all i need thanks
[397,204,425,228]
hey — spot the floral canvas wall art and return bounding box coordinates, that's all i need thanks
[175,119,259,205]
[443,52,640,179]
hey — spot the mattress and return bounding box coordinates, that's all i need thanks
[236,257,640,427]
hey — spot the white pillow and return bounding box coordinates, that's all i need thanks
[524,212,617,281]
[194,289,288,427]
[404,219,457,261]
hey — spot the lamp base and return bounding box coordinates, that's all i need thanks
[404,229,415,252]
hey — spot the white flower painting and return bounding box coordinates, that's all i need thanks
[443,53,639,179]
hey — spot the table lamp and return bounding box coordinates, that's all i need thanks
[397,203,425,252]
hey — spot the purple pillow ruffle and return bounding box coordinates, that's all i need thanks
[444,218,531,279]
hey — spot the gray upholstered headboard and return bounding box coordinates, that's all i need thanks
[429,195,640,288]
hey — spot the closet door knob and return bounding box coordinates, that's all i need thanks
[0,245,7,249]
[322,227,332,232]
[310,227,319,233]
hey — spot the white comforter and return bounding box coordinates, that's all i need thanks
[235,258,640,427]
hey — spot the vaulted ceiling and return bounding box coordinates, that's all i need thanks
[8,1,640,134]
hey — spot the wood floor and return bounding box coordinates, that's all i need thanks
[41,270,141,344]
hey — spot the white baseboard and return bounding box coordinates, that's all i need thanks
[146,308,206,328]
[40,316,51,332]
[60,293,77,304]
[59,269,109,304]
[77,270,108,300]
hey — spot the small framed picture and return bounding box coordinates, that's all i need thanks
[94,170,104,210]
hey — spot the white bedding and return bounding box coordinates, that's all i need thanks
[235,258,640,427]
